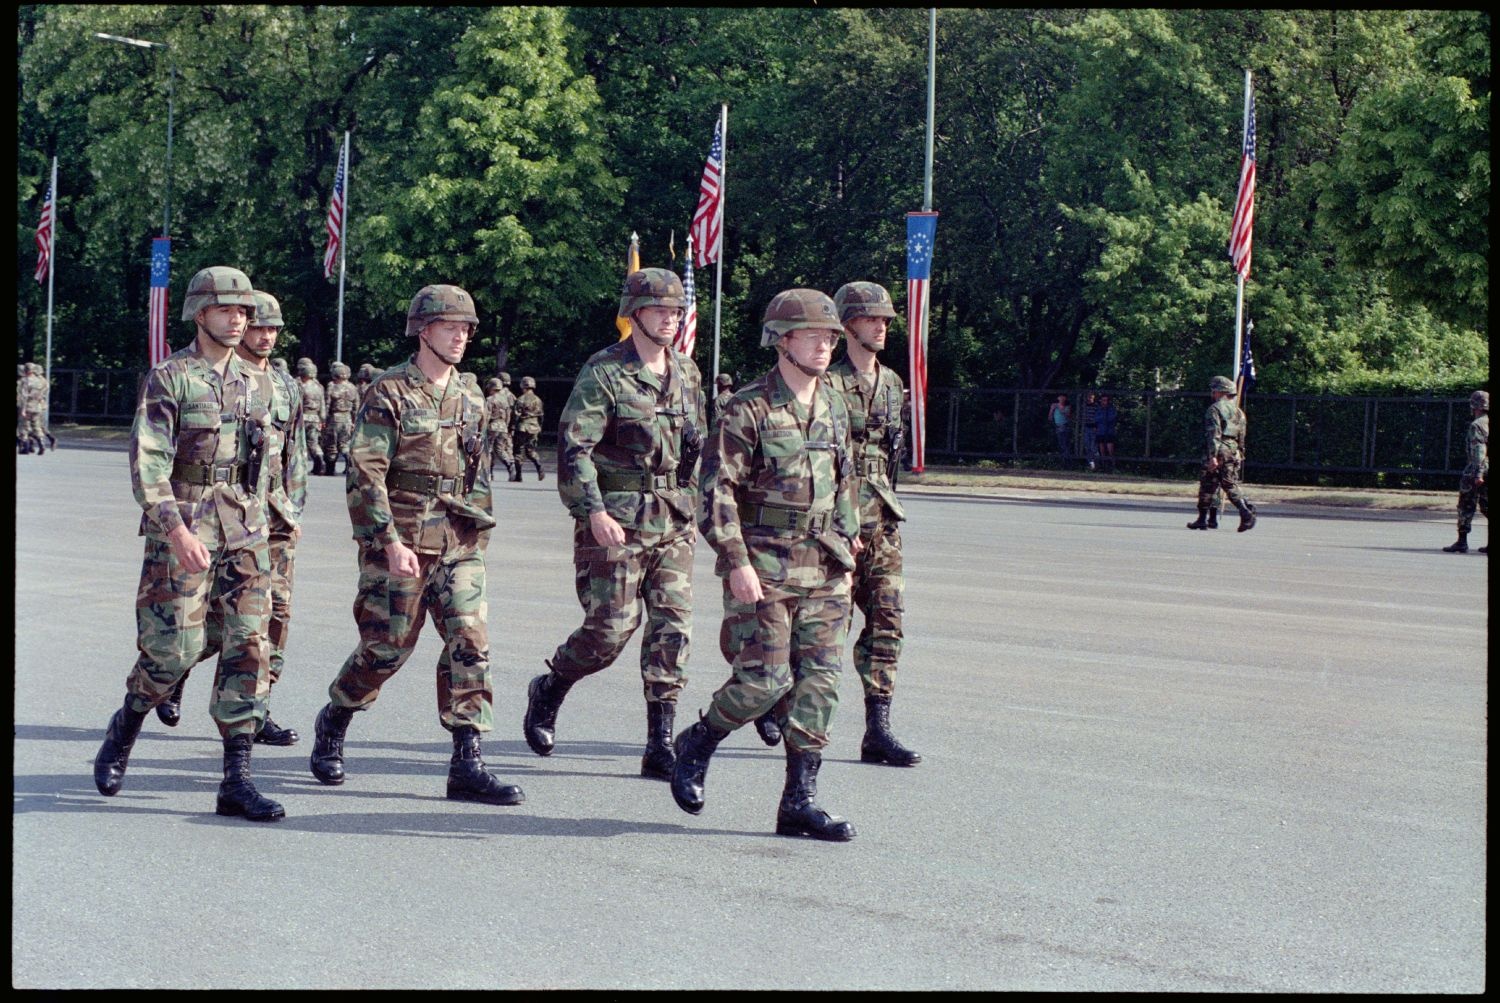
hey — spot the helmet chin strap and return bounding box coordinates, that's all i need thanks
[776,342,825,378]
[853,333,882,354]
[632,310,676,347]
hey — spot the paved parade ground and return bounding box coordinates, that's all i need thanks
[12,445,1487,990]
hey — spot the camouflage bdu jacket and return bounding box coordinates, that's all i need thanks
[824,358,907,533]
[326,380,359,421]
[557,338,705,533]
[514,390,544,435]
[1204,398,1247,462]
[701,365,858,589]
[1464,414,1489,479]
[267,366,309,530]
[345,357,495,555]
[131,344,275,550]
[299,378,327,425]
[20,374,48,417]
[486,387,516,435]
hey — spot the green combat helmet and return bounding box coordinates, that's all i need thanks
[1471,390,1489,412]
[460,372,478,389]
[617,268,686,318]
[716,373,733,389]
[1210,375,1236,394]
[251,291,285,328]
[760,288,842,347]
[271,358,289,373]
[296,357,317,378]
[330,361,351,379]
[498,371,511,386]
[405,284,478,337]
[181,266,256,321]
[355,363,377,383]
[520,376,536,390]
[832,281,897,324]
[485,377,502,393]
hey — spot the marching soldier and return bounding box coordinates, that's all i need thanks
[322,361,359,474]
[513,376,546,480]
[91,265,284,822]
[19,363,53,455]
[296,358,328,476]
[671,288,861,842]
[710,373,734,432]
[355,362,380,400]
[1442,390,1488,554]
[522,268,705,780]
[308,284,523,807]
[1188,375,1257,532]
[484,375,519,481]
[16,363,30,454]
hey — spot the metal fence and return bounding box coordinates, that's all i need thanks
[41,370,1475,483]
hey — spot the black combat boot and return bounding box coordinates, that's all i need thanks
[640,701,677,780]
[1236,500,1257,532]
[255,712,299,746]
[753,711,783,746]
[509,462,523,483]
[447,726,525,805]
[45,431,57,450]
[860,694,922,767]
[1206,507,1220,529]
[35,436,46,455]
[156,674,188,727]
[523,670,574,756]
[1442,531,1469,553]
[93,697,149,796]
[215,733,285,822]
[1186,507,1210,530]
[671,714,729,815]
[775,747,856,842]
[533,458,546,481]
[309,702,355,785]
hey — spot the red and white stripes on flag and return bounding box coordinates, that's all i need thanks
[674,241,698,356]
[148,237,171,366]
[323,134,348,279]
[1229,86,1256,281]
[34,177,55,284]
[905,212,938,473]
[691,116,724,269]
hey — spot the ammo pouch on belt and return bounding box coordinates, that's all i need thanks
[597,469,678,493]
[172,460,245,487]
[737,501,832,535]
[389,470,459,496]
[852,453,889,477]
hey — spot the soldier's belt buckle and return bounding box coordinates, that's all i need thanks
[439,477,458,494]
[212,465,237,483]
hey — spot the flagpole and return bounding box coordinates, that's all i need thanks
[1232,69,1250,383]
[710,103,726,386]
[43,156,57,388]
[335,131,349,364]
[924,9,936,213]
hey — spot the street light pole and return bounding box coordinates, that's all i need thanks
[92,32,173,238]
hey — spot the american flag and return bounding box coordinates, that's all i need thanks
[691,116,724,268]
[323,134,348,279]
[34,176,54,284]
[148,237,171,366]
[1237,321,1257,397]
[674,241,698,356]
[906,212,938,473]
[1229,86,1256,281]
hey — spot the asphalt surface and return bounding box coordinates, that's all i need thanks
[11,446,1488,990]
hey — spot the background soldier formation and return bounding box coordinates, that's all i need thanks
[17,362,56,455]
[484,372,520,481]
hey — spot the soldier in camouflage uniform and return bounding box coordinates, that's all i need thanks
[484,375,519,481]
[522,268,706,780]
[296,358,328,476]
[1188,375,1256,532]
[355,362,380,401]
[671,288,861,842]
[16,363,29,454]
[322,361,359,475]
[513,376,546,480]
[308,284,523,807]
[1442,390,1488,554]
[709,373,734,433]
[91,266,285,823]
[19,363,54,455]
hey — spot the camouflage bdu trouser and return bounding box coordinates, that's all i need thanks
[23,413,47,445]
[304,420,326,470]
[704,574,851,753]
[329,545,493,732]
[548,520,693,703]
[197,526,296,689]
[126,534,271,738]
[1198,452,1246,509]
[515,431,541,466]
[323,417,354,467]
[1457,472,1488,532]
[489,430,515,468]
[851,517,904,698]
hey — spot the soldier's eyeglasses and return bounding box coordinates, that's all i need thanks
[792,332,840,348]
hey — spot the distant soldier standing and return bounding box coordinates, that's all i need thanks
[296,358,328,475]
[522,268,705,780]
[671,288,861,842]
[1442,390,1488,554]
[16,364,30,454]
[91,265,284,822]
[484,375,519,481]
[19,363,54,455]
[710,373,734,432]
[1188,375,1257,532]
[323,361,359,474]
[513,375,546,480]
[308,284,523,807]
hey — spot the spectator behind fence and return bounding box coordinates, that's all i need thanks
[1095,394,1119,472]
[1048,393,1072,463]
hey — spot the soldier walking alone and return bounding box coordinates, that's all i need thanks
[1442,390,1488,554]
[1188,375,1257,532]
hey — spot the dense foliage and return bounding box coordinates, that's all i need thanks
[17,7,1487,393]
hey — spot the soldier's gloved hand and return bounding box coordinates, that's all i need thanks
[384,539,421,578]
[728,564,764,604]
[589,509,627,548]
[167,524,211,575]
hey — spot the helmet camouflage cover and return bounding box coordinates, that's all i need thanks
[485,377,502,392]
[330,361,351,379]
[250,291,285,328]
[618,268,686,318]
[356,363,377,382]
[271,357,289,372]
[760,289,842,348]
[716,373,733,388]
[296,357,317,378]
[833,281,897,323]
[181,266,257,322]
[405,284,478,337]
[1210,375,1237,394]
[1471,390,1489,411]
[498,371,511,385]
[520,376,536,390]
